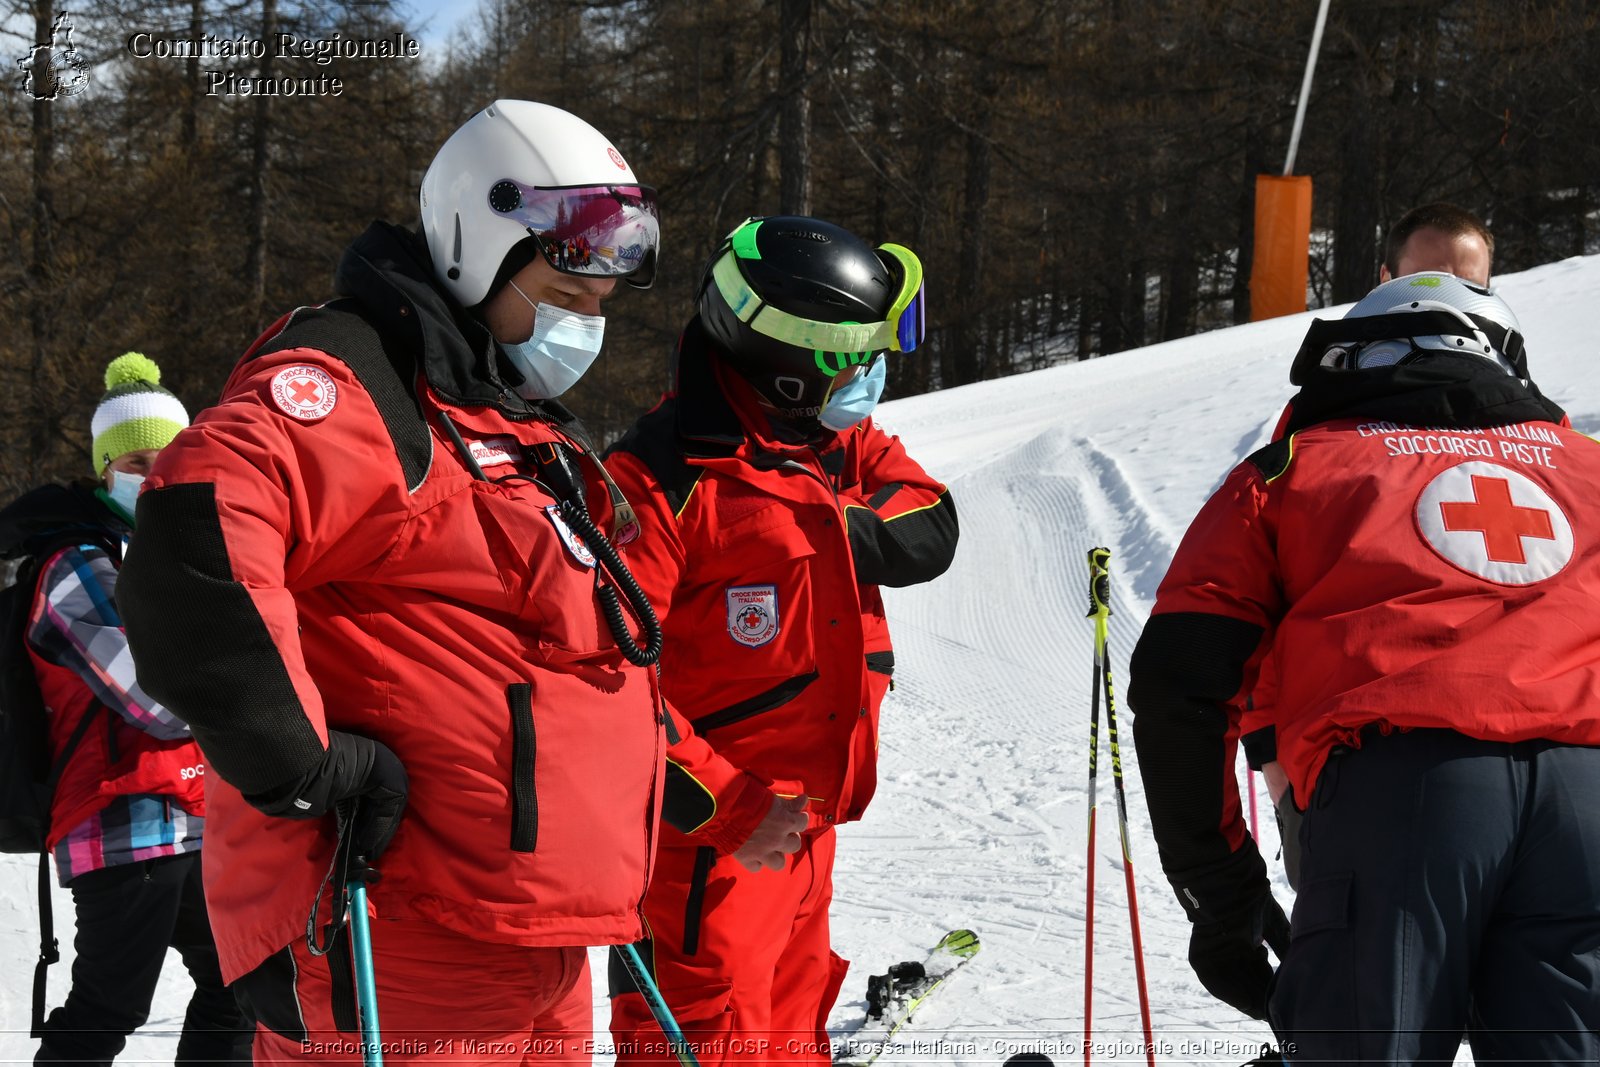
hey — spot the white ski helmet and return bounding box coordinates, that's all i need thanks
[1290,271,1528,384]
[419,100,660,307]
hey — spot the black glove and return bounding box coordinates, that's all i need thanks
[244,730,409,865]
[1188,893,1291,1020]
[1168,843,1290,1020]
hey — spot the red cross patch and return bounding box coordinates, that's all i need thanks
[726,585,779,648]
[1415,461,1573,585]
[269,365,339,421]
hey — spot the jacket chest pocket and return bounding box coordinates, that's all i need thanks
[694,516,821,684]
[457,478,613,658]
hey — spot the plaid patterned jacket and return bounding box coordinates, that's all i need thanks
[28,543,205,883]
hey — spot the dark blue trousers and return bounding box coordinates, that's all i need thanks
[1270,728,1600,1064]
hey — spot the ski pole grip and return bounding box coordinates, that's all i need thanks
[1086,547,1112,618]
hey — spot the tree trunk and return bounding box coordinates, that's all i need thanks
[777,0,811,215]
[1122,193,1149,351]
[1233,130,1264,325]
[244,0,277,327]
[183,0,204,148]
[1099,277,1124,355]
[1077,285,1096,360]
[1332,98,1379,303]
[951,109,991,386]
[1161,183,1196,341]
[28,0,57,476]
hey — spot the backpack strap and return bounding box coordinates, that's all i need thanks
[20,537,116,1038]
[29,692,103,1038]
[31,850,53,1037]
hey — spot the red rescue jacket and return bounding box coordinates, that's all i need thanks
[118,223,665,980]
[1130,358,1600,882]
[605,321,958,852]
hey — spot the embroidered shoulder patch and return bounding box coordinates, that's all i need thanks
[269,365,338,421]
[726,585,780,648]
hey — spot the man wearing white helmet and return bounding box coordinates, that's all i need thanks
[1129,273,1600,1061]
[1245,202,1496,887]
[118,101,672,1063]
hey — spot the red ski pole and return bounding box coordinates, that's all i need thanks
[1084,551,1103,1065]
[1087,548,1156,1066]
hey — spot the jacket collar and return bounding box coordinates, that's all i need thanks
[333,221,585,433]
[1284,355,1567,437]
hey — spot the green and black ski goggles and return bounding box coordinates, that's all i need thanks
[709,218,927,356]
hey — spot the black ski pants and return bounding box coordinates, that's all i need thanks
[1270,727,1600,1064]
[35,851,253,1065]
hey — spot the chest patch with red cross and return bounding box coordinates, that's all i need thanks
[1414,460,1574,585]
[269,365,339,421]
[726,585,780,648]
[543,504,597,569]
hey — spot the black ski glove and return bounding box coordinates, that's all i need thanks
[1188,893,1291,1020]
[1168,843,1289,1020]
[244,730,409,865]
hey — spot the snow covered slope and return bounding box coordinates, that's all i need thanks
[3,254,1592,1064]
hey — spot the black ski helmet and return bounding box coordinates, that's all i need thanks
[697,216,925,424]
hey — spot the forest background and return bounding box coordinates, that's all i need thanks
[2,0,1597,492]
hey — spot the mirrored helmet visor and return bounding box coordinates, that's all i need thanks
[488,180,660,287]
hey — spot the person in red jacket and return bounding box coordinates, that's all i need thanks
[604,216,958,1065]
[1129,272,1600,1062]
[20,353,252,1065]
[1245,202,1498,889]
[117,101,667,1063]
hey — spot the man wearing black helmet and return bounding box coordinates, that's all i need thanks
[604,217,958,1065]
[1128,273,1600,1060]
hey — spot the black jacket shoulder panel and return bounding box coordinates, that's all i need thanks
[1244,438,1293,482]
[607,399,701,518]
[253,301,433,494]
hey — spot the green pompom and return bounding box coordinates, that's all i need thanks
[105,351,161,390]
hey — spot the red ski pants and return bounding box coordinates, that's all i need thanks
[609,828,849,1066]
[236,917,592,1064]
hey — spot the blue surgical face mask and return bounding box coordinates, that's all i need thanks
[499,283,606,400]
[818,356,887,431]
[107,470,144,517]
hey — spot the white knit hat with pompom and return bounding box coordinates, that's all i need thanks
[90,352,190,475]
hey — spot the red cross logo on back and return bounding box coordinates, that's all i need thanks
[1415,461,1573,585]
[1438,474,1555,564]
